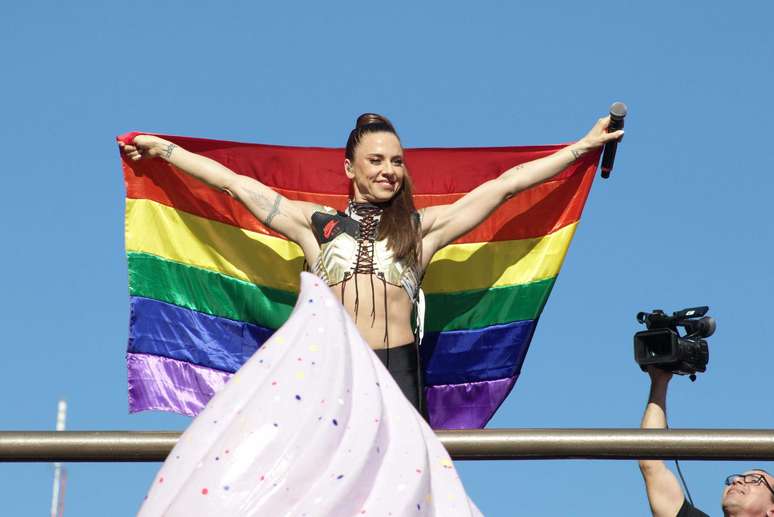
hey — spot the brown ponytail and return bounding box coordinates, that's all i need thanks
[345,113,421,267]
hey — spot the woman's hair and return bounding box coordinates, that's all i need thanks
[345,113,421,266]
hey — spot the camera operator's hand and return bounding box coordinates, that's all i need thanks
[646,366,673,387]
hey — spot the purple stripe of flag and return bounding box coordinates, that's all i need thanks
[425,376,518,430]
[128,353,231,416]
[128,350,517,430]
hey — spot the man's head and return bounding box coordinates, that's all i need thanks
[722,470,774,516]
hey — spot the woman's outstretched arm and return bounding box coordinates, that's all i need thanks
[120,135,317,244]
[420,116,623,259]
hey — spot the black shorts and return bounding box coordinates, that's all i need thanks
[374,342,424,415]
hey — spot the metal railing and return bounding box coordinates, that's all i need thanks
[2,429,774,462]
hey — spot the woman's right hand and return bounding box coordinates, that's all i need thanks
[118,134,167,161]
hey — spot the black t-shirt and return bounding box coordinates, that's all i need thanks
[676,498,710,517]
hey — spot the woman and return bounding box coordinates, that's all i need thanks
[119,113,622,412]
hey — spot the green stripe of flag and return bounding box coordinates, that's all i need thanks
[129,251,556,333]
[128,252,296,329]
[424,277,556,332]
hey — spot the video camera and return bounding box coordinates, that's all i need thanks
[634,306,716,380]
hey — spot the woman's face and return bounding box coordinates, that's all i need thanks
[345,131,405,203]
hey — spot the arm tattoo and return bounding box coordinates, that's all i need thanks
[570,148,585,161]
[162,143,177,160]
[264,193,282,226]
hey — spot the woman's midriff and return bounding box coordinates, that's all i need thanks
[329,273,416,349]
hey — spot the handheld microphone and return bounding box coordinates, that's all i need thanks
[601,102,628,178]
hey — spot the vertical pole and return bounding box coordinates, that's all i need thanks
[50,400,67,517]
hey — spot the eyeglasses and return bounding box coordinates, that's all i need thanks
[725,474,774,496]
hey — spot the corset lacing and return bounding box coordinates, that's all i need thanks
[343,201,390,346]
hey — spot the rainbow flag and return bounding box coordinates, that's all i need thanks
[121,133,600,429]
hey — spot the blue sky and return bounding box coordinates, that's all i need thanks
[2,1,773,515]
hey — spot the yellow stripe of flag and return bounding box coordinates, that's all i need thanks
[422,224,575,293]
[126,199,575,294]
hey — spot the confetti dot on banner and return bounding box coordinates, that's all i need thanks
[272,381,278,386]
[175,455,180,460]
[273,423,279,427]
[416,469,422,474]
[158,477,164,484]
[225,450,230,454]
[332,419,338,426]
[201,488,209,495]
[308,298,314,303]
[297,357,303,362]
[337,474,344,480]
[295,395,302,401]
[224,486,230,491]
[260,475,265,481]
[417,504,421,510]
[215,456,220,461]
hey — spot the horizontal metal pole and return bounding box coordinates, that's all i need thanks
[2,429,774,462]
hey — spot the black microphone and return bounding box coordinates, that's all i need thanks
[601,102,628,178]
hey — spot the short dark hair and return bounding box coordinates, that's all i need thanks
[750,468,774,503]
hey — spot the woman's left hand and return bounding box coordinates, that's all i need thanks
[578,116,625,150]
